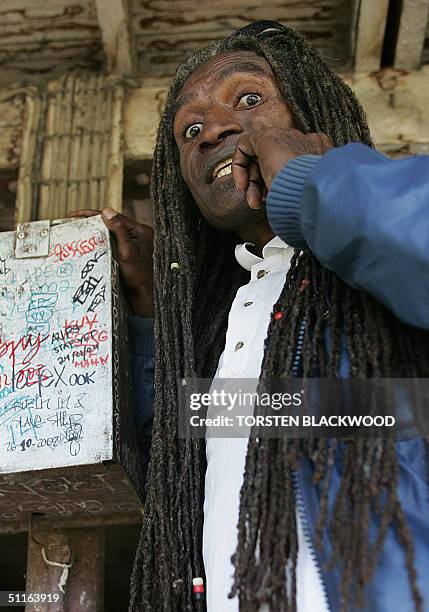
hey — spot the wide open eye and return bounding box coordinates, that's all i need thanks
[237,93,262,108]
[184,123,203,139]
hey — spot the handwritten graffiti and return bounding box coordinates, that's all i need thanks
[0,258,10,276]
[74,355,109,369]
[66,414,83,456]
[50,236,101,262]
[0,333,49,367]
[0,217,114,474]
[25,262,73,285]
[88,284,106,313]
[80,251,106,279]
[72,276,102,306]
[26,290,58,337]
[64,314,98,332]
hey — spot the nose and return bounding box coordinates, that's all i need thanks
[198,107,241,151]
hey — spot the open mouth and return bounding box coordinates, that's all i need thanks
[212,157,233,181]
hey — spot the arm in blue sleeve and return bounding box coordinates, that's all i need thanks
[128,315,154,485]
[267,143,429,330]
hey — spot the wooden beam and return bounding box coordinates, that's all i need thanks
[394,0,429,70]
[0,512,142,536]
[94,0,136,77]
[26,527,105,612]
[354,0,390,72]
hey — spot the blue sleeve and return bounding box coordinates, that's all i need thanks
[267,143,429,330]
[128,315,154,483]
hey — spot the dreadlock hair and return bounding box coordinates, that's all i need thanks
[129,24,429,612]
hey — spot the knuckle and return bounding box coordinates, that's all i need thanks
[109,215,124,227]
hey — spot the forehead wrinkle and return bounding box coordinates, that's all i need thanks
[216,61,268,83]
[173,61,270,119]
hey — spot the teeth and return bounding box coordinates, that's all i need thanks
[213,158,233,180]
[216,164,232,179]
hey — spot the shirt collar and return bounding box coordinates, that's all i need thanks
[235,236,293,271]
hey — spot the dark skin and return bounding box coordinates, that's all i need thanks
[74,51,332,316]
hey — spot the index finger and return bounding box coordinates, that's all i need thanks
[232,135,257,192]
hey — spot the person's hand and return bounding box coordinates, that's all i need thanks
[232,128,333,209]
[68,208,154,317]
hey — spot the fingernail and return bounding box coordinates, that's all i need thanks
[247,195,261,210]
[102,207,118,220]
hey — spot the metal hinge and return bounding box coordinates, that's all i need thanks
[14,220,51,258]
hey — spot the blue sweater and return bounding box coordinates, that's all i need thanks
[129,143,429,611]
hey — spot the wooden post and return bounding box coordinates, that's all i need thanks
[94,0,136,77]
[354,0,390,72]
[26,527,105,612]
[394,0,429,70]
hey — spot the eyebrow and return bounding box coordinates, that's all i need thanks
[217,61,267,81]
[172,61,268,116]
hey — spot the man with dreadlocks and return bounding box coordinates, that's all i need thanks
[91,20,429,612]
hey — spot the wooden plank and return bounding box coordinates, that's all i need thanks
[0,168,18,232]
[0,42,103,87]
[0,1,98,45]
[106,85,125,210]
[133,0,354,76]
[422,16,429,63]
[16,90,42,222]
[26,527,105,611]
[131,0,351,33]
[95,0,136,76]
[0,1,101,86]
[0,91,25,169]
[0,511,142,535]
[135,32,345,78]
[0,0,92,17]
[394,0,429,70]
[354,0,390,72]
[0,462,143,529]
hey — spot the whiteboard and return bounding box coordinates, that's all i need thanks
[0,215,114,473]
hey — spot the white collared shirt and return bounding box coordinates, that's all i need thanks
[203,236,329,612]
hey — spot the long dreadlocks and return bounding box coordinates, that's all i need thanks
[129,24,429,612]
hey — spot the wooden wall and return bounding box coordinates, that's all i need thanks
[0,0,103,85]
[422,8,429,64]
[132,0,355,77]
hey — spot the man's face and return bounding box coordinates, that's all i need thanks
[173,51,293,232]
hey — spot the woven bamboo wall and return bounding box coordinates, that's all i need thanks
[16,75,124,223]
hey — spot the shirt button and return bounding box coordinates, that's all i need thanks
[257,270,266,279]
[235,341,244,351]
[243,301,253,307]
